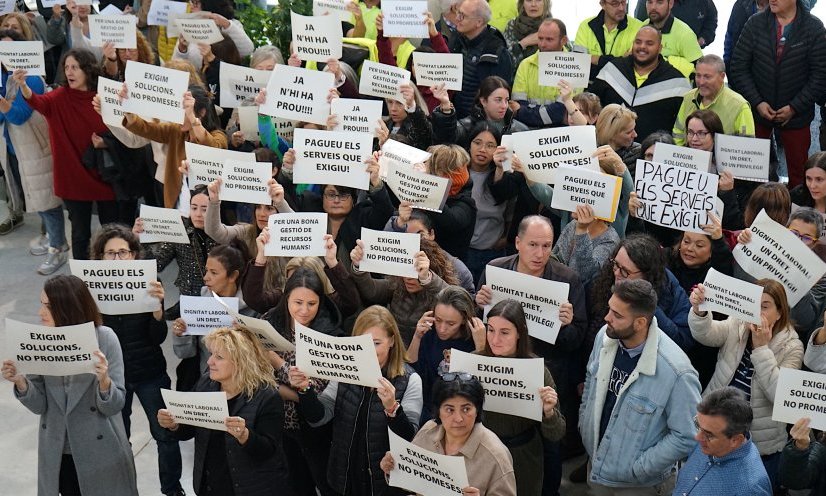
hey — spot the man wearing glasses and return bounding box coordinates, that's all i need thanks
[574,0,644,79]
[673,387,771,495]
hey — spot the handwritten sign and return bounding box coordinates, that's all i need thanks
[123,61,189,124]
[185,142,256,187]
[358,60,410,103]
[510,126,597,184]
[537,51,590,89]
[330,98,383,134]
[313,0,351,20]
[379,139,431,178]
[381,0,428,38]
[412,52,463,91]
[264,212,327,257]
[174,18,224,45]
[237,105,259,141]
[634,160,718,234]
[4,320,98,376]
[484,265,569,344]
[219,62,271,108]
[449,349,544,421]
[652,142,711,172]
[291,11,342,62]
[733,209,826,306]
[0,41,45,75]
[261,65,334,125]
[219,159,271,205]
[139,205,188,244]
[551,165,622,222]
[89,15,137,48]
[161,389,229,431]
[715,134,771,182]
[771,368,826,431]
[292,128,373,190]
[147,0,188,27]
[388,430,469,496]
[294,322,383,387]
[69,260,159,315]
[98,76,127,129]
[385,163,450,212]
[180,295,238,335]
[698,268,763,324]
[359,228,420,278]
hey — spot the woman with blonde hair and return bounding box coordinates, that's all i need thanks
[290,306,423,496]
[158,326,290,496]
[0,12,34,41]
[596,103,641,174]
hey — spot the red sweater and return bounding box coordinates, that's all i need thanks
[27,86,114,201]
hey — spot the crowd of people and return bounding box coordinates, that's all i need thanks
[1,0,826,494]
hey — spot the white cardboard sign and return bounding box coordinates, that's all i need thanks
[219,159,272,205]
[292,128,373,190]
[537,51,590,89]
[715,134,771,182]
[233,314,296,352]
[0,0,13,14]
[237,105,260,141]
[698,268,763,325]
[379,139,431,178]
[219,62,271,108]
[0,41,45,75]
[123,61,189,124]
[500,134,513,171]
[174,18,224,45]
[484,265,569,344]
[261,65,334,125]
[634,160,718,234]
[652,142,712,172]
[139,205,189,244]
[358,60,410,103]
[98,76,127,129]
[89,15,137,49]
[69,260,159,315]
[359,228,420,278]
[274,118,296,143]
[161,389,230,431]
[147,0,188,26]
[264,212,328,257]
[294,322,383,387]
[179,295,238,335]
[313,0,351,20]
[771,368,826,431]
[330,98,383,135]
[185,142,257,187]
[510,126,597,184]
[412,52,463,91]
[385,163,450,213]
[551,165,622,222]
[733,209,826,306]
[99,4,124,15]
[4,320,98,376]
[291,11,342,62]
[388,430,469,496]
[449,349,544,421]
[381,0,428,38]
[40,0,67,7]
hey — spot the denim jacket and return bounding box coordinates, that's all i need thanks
[580,318,701,488]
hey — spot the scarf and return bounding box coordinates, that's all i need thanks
[448,166,469,196]
[511,13,544,42]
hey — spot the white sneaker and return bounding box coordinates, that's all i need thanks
[30,234,49,256]
[38,247,67,275]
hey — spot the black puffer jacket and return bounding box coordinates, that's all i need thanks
[431,104,529,148]
[384,107,433,151]
[425,179,477,260]
[448,26,514,118]
[730,1,826,129]
[102,312,167,384]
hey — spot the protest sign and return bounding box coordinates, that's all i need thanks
[634,160,718,234]
[70,260,159,315]
[233,314,296,352]
[771,368,826,431]
[185,142,257,187]
[174,18,224,44]
[359,228,420,278]
[273,118,296,142]
[715,134,771,182]
[291,11,342,62]
[500,134,513,171]
[292,128,373,190]
[387,430,469,496]
[0,0,17,13]
[40,0,67,7]
[381,0,428,38]
[330,98,383,134]
[733,209,826,306]
[294,322,383,387]
[449,349,544,421]
[179,295,238,335]
[4,320,98,376]
[123,61,188,123]
[385,163,450,212]
[358,60,410,103]
[551,165,622,222]
[166,11,201,37]
[147,0,188,27]
[89,15,137,48]
[264,212,327,257]
[484,265,569,344]
[313,0,351,20]
[0,41,45,75]
[99,3,124,15]
[97,77,127,129]
[379,139,431,178]
[219,159,271,205]
[161,389,229,431]
[411,52,463,91]
[652,142,711,172]
[510,126,597,184]
[261,65,334,125]
[138,205,188,244]
[237,105,260,141]
[219,62,270,107]
[698,268,763,324]
[537,51,590,89]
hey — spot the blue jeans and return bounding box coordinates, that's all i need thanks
[123,372,182,494]
[38,205,65,249]
[464,247,507,286]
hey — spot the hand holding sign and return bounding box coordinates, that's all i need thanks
[1,359,27,391]
[790,417,812,450]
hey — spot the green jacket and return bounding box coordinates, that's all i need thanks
[672,85,755,145]
[574,11,643,77]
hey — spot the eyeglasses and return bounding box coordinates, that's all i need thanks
[103,249,134,260]
[789,229,819,245]
[471,139,498,151]
[323,192,351,202]
[442,372,474,382]
[456,10,476,21]
[687,130,711,139]
[693,415,718,442]
[610,259,642,278]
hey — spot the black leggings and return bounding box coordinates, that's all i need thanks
[63,199,122,259]
[59,454,81,496]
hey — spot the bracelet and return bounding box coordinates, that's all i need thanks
[298,385,312,394]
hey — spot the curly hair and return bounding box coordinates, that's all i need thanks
[89,223,144,260]
[204,326,277,398]
[421,237,458,285]
[56,48,101,90]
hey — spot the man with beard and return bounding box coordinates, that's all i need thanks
[574,0,644,80]
[641,0,703,76]
[579,279,700,495]
[590,25,690,142]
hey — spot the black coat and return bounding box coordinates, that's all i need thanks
[447,26,514,118]
[102,311,167,384]
[425,179,477,260]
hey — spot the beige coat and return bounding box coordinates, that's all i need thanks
[689,311,804,455]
